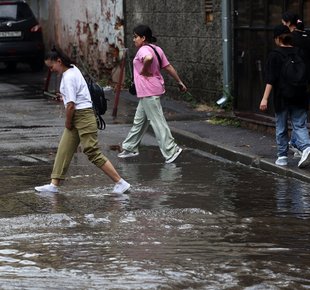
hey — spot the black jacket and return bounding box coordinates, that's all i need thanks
[264,46,308,113]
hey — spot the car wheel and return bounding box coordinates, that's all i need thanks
[30,59,44,72]
[5,62,17,72]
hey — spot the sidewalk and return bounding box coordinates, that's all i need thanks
[115,90,310,183]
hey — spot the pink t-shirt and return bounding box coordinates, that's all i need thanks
[133,44,170,98]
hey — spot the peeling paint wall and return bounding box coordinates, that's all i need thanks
[28,0,125,82]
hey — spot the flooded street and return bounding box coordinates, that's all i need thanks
[0,68,310,289]
[1,149,310,289]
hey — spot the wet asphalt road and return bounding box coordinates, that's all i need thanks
[0,66,310,289]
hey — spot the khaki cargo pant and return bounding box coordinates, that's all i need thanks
[51,108,108,180]
[122,96,178,160]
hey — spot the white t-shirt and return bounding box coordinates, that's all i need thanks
[60,65,92,109]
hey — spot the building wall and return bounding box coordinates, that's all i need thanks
[27,0,125,82]
[26,0,224,101]
[124,0,223,102]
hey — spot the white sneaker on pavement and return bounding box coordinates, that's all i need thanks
[35,183,59,193]
[298,147,310,168]
[112,179,131,194]
[275,156,288,166]
[117,150,139,158]
[165,147,183,164]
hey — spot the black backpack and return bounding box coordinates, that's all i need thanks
[86,78,108,130]
[275,48,307,99]
[293,30,310,82]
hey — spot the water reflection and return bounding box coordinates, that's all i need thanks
[275,177,310,219]
[159,163,183,182]
[0,206,309,289]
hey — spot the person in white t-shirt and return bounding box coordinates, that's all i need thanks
[35,47,130,194]
[118,24,187,163]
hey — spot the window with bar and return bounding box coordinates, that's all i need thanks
[205,0,214,23]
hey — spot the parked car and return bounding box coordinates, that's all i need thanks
[0,1,44,71]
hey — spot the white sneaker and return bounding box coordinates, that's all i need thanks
[112,179,131,194]
[275,156,288,166]
[35,183,59,193]
[298,147,310,168]
[165,147,183,164]
[117,150,139,158]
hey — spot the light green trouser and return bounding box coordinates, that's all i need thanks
[122,96,177,160]
[51,108,108,180]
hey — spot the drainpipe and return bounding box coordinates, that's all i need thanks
[216,0,232,106]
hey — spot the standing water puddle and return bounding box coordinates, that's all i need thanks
[0,152,310,289]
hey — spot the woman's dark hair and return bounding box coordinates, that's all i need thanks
[45,46,73,68]
[133,25,157,43]
[282,11,304,30]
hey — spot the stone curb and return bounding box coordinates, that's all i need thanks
[170,126,310,183]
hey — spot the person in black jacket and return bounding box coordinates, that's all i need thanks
[282,12,310,60]
[281,12,310,157]
[259,24,310,168]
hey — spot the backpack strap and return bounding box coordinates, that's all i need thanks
[145,44,162,68]
[96,114,106,130]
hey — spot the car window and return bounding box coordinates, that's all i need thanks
[0,3,33,21]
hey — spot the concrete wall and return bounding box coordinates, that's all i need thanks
[124,0,223,102]
[27,0,125,82]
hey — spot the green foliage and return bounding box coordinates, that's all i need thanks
[220,87,234,111]
[97,76,109,87]
[208,117,240,127]
[124,73,132,88]
[180,91,198,107]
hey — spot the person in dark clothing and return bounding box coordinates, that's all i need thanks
[281,12,310,157]
[259,24,310,168]
[282,12,309,50]
[282,12,310,82]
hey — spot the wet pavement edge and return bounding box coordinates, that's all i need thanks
[169,125,310,183]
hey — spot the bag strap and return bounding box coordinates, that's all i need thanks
[96,114,106,130]
[146,44,162,68]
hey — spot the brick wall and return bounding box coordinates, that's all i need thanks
[124,0,223,103]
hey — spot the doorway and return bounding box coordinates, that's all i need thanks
[234,0,310,119]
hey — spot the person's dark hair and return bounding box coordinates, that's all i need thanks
[273,24,293,45]
[274,24,290,38]
[282,11,304,30]
[45,46,73,68]
[133,25,157,43]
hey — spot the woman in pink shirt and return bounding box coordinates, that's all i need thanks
[118,25,187,163]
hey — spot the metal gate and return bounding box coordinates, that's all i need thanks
[234,0,310,121]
